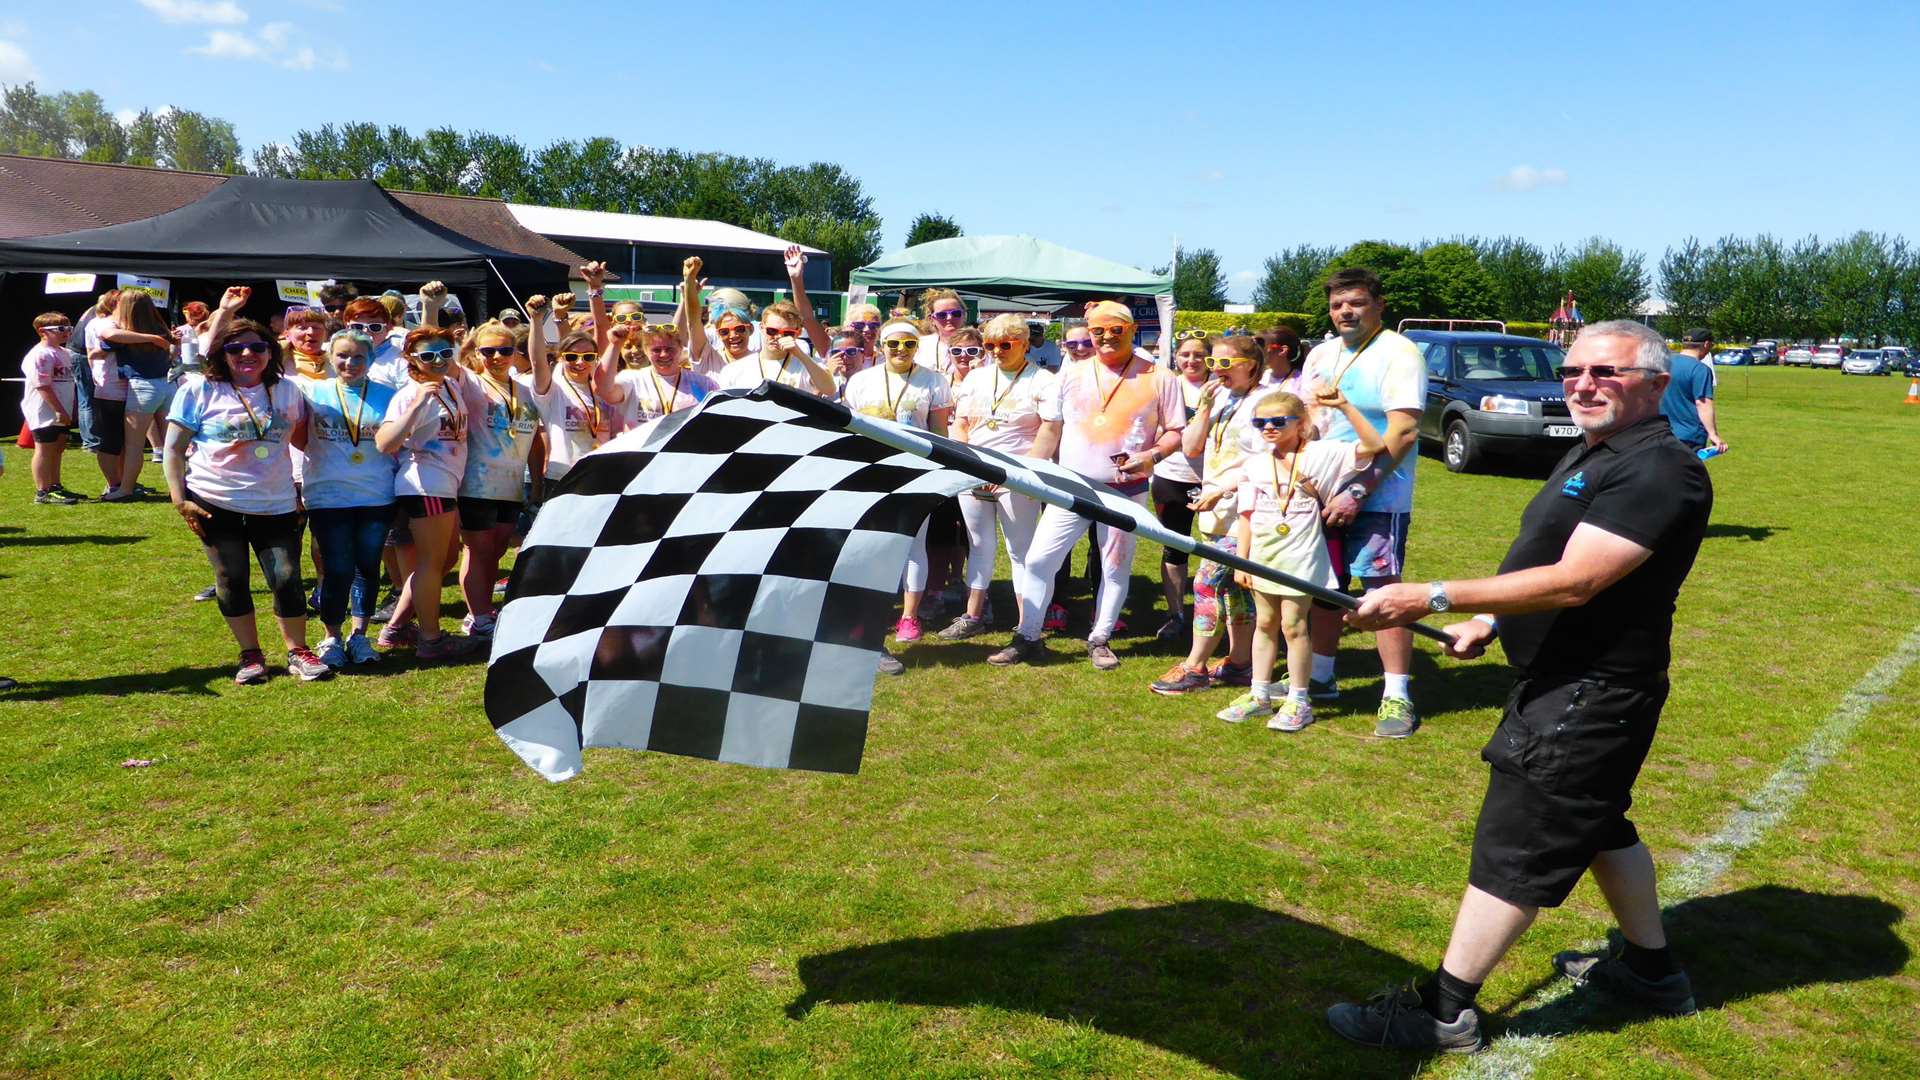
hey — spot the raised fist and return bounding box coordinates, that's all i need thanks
[608,323,632,342]
[553,292,576,312]
[220,285,250,313]
[578,261,608,289]
[420,281,449,306]
[524,294,549,316]
[682,256,703,280]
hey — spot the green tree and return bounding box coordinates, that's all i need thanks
[768,212,884,290]
[1302,241,1433,332]
[904,212,963,248]
[1556,237,1648,322]
[1251,244,1333,312]
[1473,236,1558,322]
[1168,246,1230,311]
[1420,241,1497,320]
[1659,236,1712,329]
[0,83,71,157]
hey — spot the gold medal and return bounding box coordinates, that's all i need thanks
[349,449,365,465]
[1093,414,1109,428]
[254,444,273,460]
[1278,523,1291,537]
[986,419,1001,431]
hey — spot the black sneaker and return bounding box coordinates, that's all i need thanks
[1554,946,1698,1016]
[34,489,80,505]
[876,652,905,677]
[1325,983,1486,1054]
[1309,675,1340,701]
[192,585,218,603]
[987,635,1044,667]
[1155,616,1188,643]
[371,590,400,624]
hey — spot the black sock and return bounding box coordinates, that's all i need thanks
[1418,965,1482,1022]
[1621,939,1677,980]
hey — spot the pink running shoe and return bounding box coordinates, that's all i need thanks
[1043,604,1069,632]
[894,616,922,643]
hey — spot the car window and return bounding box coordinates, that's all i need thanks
[1423,342,1450,379]
[1455,344,1564,381]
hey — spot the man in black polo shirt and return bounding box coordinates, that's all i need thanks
[1324,319,1713,1054]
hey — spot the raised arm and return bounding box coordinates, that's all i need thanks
[678,257,713,368]
[1182,379,1221,458]
[596,325,630,404]
[100,325,173,349]
[200,285,249,348]
[524,294,554,395]
[783,245,831,357]
[581,262,610,354]
[419,281,448,329]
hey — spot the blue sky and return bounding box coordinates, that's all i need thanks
[4,0,1918,304]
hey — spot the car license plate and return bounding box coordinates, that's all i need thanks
[1545,424,1579,437]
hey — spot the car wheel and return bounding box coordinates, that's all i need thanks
[1444,419,1480,474]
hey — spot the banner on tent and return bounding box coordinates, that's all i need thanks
[116,274,171,306]
[45,273,96,295]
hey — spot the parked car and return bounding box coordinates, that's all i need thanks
[1841,350,1890,375]
[1782,347,1814,367]
[1879,345,1909,370]
[1752,339,1781,364]
[1711,348,1751,366]
[1811,344,1846,369]
[1405,330,1575,473]
[1906,353,1920,377]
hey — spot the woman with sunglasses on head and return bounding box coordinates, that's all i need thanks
[372,326,478,662]
[346,297,410,389]
[844,319,953,660]
[163,313,329,685]
[296,328,399,669]
[1147,329,1213,643]
[714,300,836,396]
[1150,335,1268,696]
[941,315,1060,640]
[525,294,615,487]
[1258,324,1306,395]
[281,305,334,381]
[452,320,544,643]
[601,320,713,437]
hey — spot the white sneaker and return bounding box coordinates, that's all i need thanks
[465,613,497,639]
[316,636,347,670]
[344,632,381,665]
[1267,697,1315,733]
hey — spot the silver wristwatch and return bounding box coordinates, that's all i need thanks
[1427,581,1452,613]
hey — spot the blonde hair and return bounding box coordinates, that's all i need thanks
[1215,335,1262,365]
[762,301,803,328]
[1254,391,1306,418]
[462,321,516,372]
[980,313,1030,342]
[949,326,983,347]
[921,288,964,319]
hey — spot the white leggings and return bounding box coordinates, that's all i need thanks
[957,488,1043,591]
[1014,493,1145,641]
[902,521,931,593]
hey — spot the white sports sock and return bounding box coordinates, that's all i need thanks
[1383,673,1412,700]
[1312,653,1336,682]
[1289,685,1310,704]
[1251,680,1271,702]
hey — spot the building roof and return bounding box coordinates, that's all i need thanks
[506,203,823,256]
[0,154,587,268]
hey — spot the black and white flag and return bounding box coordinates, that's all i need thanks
[486,383,1424,782]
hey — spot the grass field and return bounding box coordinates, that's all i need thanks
[2,366,1916,1078]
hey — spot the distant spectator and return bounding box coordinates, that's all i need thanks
[20,312,81,504]
[1661,329,1727,454]
[316,281,358,317]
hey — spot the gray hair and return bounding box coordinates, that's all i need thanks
[1576,319,1670,373]
[327,328,376,356]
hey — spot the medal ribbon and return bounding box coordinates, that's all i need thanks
[334,379,368,448]
[882,364,911,417]
[480,373,518,428]
[232,383,272,444]
[1089,356,1137,419]
[987,363,1029,424]
[1269,446,1302,522]
[650,368,683,416]
[560,374,602,438]
[1326,325,1385,390]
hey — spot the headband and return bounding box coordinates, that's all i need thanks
[1085,300,1134,324]
[879,319,922,341]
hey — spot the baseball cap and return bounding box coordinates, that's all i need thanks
[497,308,524,324]
[1681,327,1712,344]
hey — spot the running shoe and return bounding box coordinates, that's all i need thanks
[463,613,497,639]
[371,590,400,624]
[234,649,268,686]
[1155,615,1188,643]
[99,488,136,503]
[876,652,905,676]
[986,635,1045,667]
[376,622,419,650]
[1374,697,1419,739]
[34,489,80,505]
[1087,638,1120,671]
[893,616,922,643]
[935,614,987,640]
[493,576,511,599]
[1209,661,1253,688]
[1553,946,1698,1016]
[0,676,15,691]
[1216,692,1273,724]
[1149,663,1210,696]
[1325,983,1486,1054]
[50,485,89,501]
[416,632,476,662]
[1267,697,1315,733]
[344,632,382,666]
[315,636,347,670]
[286,646,333,681]
[193,585,218,603]
[132,483,155,497]
[1309,675,1340,701]
[1043,604,1069,632]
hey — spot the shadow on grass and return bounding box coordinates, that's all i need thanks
[0,664,234,700]
[1493,885,1906,1037]
[788,900,1427,1078]
[1703,523,1784,543]
[1,533,148,548]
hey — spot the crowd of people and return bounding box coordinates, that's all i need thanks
[17,258,1443,738]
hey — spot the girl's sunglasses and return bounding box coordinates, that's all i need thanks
[882,339,920,353]
[411,348,456,366]
[764,327,801,340]
[346,321,387,334]
[222,341,271,357]
[827,347,866,359]
[1205,356,1249,371]
[1174,328,1209,341]
[948,346,983,359]
[559,351,597,364]
[1063,339,1095,350]
[717,325,752,338]
[611,311,647,324]
[848,321,880,332]
[983,341,1022,352]
[1249,415,1299,431]
[931,309,967,322]
[476,346,516,359]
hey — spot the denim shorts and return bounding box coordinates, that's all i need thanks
[1336,511,1411,583]
[121,370,176,416]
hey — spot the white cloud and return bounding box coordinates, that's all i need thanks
[191,29,265,60]
[189,22,345,69]
[0,38,36,83]
[1232,269,1258,282]
[1495,165,1569,192]
[137,0,249,26]
[114,107,140,126]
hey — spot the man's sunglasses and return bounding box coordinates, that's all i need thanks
[559,351,598,364]
[1204,356,1248,371]
[983,341,1022,352]
[948,346,983,359]
[1249,415,1299,430]
[764,327,801,340]
[476,346,516,359]
[1088,326,1130,338]
[882,339,920,353]
[346,321,387,334]
[827,347,865,359]
[931,309,967,322]
[1558,364,1655,381]
[410,348,456,365]
[222,341,271,357]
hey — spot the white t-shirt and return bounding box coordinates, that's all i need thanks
[167,377,307,515]
[715,351,820,394]
[532,373,610,480]
[843,363,952,430]
[953,362,1058,458]
[386,378,469,498]
[365,334,410,390]
[460,372,542,501]
[297,377,398,510]
[1238,439,1361,596]
[1152,373,1208,485]
[85,317,127,402]
[613,366,716,433]
[1191,383,1276,535]
[21,342,77,430]
[1300,328,1426,513]
[1039,355,1188,485]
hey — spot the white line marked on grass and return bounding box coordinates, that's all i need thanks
[1458,620,1920,1080]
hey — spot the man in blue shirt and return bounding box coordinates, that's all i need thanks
[1660,328,1727,453]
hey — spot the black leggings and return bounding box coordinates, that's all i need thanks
[189,490,306,619]
[1150,475,1197,566]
